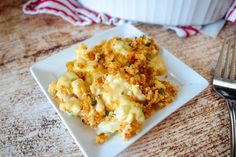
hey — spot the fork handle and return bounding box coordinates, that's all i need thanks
[226,99,236,157]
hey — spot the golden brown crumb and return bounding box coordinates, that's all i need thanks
[66,61,74,72]
[96,133,108,144]
[119,120,141,140]
[48,80,57,95]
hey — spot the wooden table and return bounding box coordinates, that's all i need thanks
[1,0,236,156]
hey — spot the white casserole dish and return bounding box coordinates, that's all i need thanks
[79,0,233,26]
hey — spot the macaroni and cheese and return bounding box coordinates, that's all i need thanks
[48,36,177,144]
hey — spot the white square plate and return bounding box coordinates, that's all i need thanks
[31,24,208,157]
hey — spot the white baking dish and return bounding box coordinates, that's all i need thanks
[79,0,233,25]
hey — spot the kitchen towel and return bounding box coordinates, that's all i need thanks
[23,0,236,38]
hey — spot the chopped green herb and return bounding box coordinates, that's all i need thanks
[111,59,115,62]
[97,94,102,98]
[121,91,124,95]
[145,42,151,47]
[128,63,132,67]
[90,98,97,106]
[141,106,144,111]
[128,43,133,47]
[141,35,146,38]
[158,88,165,94]
[105,110,109,116]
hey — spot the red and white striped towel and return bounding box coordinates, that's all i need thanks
[226,1,236,24]
[23,0,236,38]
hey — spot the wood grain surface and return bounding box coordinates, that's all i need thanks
[1,0,236,156]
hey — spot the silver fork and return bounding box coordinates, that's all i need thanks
[213,37,236,157]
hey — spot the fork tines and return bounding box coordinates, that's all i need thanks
[214,37,236,81]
